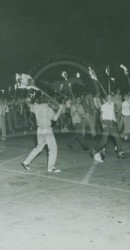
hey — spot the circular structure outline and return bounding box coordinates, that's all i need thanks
[31,55,100,93]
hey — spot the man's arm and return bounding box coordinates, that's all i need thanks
[100,111,106,128]
[25,97,35,113]
[25,97,32,106]
[52,105,64,121]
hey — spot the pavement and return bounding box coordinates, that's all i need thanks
[0,132,130,250]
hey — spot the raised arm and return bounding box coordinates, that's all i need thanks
[52,104,64,121]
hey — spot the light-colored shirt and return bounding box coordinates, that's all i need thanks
[4,104,9,113]
[101,102,116,121]
[71,104,85,124]
[61,104,66,114]
[66,99,72,109]
[122,101,130,116]
[30,103,55,128]
[93,97,102,109]
[0,104,5,116]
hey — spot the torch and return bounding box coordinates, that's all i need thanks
[14,73,60,108]
[105,66,111,93]
[120,64,130,88]
[88,67,107,96]
[61,71,75,100]
[61,71,81,100]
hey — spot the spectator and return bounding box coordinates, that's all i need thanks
[81,93,96,137]
[0,98,6,140]
[121,94,130,140]
[93,93,102,133]
[92,94,124,162]
[67,96,89,150]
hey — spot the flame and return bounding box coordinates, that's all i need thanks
[61,71,68,81]
[15,73,35,89]
[120,64,128,75]
[88,67,97,80]
[76,72,80,78]
[111,78,115,82]
[105,66,110,75]
[60,83,63,91]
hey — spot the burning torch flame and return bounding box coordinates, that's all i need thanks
[76,72,80,78]
[120,65,128,75]
[61,71,68,81]
[15,73,21,82]
[105,66,110,75]
[60,83,64,91]
[111,78,115,82]
[88,67,97,81]
[30,92,36,98]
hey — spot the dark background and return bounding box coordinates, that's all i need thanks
[0,0,130,91]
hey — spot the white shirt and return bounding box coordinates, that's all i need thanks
[101,102,116,121]
[30,103,55,128]
[71,104,85,124]
[122,101,130,116]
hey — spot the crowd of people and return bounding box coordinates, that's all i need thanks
[0,87,130,167]
[0,88,130,139]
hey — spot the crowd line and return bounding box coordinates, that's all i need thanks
[0,88,130,143]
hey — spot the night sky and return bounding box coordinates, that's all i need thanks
[0,0,130,88]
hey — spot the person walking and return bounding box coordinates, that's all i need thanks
[121,94,130,140]
[22,97,63,173]
[92,94,124,162]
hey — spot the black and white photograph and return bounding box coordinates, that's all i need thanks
[0,0,130,249]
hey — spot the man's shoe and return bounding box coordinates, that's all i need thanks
[53,169,61,173]
[48,169,61,173]
[117,153,125,159]
[89,148,96,158]
[94,153,104,163]
[22,162,30,171]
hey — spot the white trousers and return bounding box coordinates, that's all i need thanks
[24,127,57,171]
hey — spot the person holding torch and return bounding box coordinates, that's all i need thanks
[22,96,64,173]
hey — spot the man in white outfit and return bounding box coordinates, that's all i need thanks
[22,97,63,173]
[92,94,124,162]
